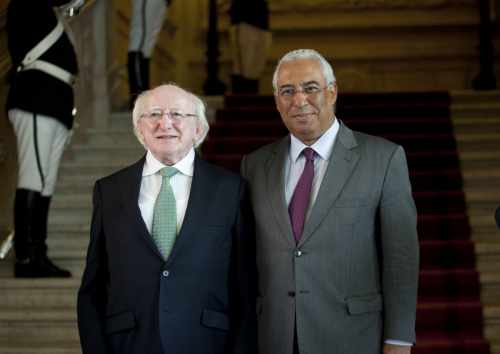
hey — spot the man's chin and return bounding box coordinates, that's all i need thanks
[292,132,318,145]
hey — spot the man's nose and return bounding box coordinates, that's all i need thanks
[292,90,308,107]
[159,114,174,128]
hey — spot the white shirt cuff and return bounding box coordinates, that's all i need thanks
[384,339,413,346]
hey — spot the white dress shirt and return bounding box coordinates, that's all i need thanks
[138,148,195,234]
[284,118,411,347]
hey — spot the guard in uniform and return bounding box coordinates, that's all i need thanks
[6,0,82,277]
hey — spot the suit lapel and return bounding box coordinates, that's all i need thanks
[266,136,296,247]
[119,156,164,259]
[299,122,360,246]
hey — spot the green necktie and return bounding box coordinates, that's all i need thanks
[152,166,178,260]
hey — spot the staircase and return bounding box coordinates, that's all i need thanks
[451,90,500,354]
[0,91,498,353]
[0,112,143,354]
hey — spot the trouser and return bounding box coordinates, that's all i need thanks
[128,0,168,104]
[230,22,272,93]
[294,322,299,354]
[128,0,168,58]
[8,109,69,196]
[8,109,70,274]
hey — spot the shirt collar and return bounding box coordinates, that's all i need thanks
[143,148,195,177]
[289,117,340,162]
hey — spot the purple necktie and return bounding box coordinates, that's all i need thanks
[289,147,315,243]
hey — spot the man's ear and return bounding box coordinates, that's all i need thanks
[135,122,146,145]
[194,120,204,142]
[327,82,338,106]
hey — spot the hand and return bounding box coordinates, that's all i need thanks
[383,343,411,354]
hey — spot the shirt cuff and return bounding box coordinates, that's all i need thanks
[384,339,413,346]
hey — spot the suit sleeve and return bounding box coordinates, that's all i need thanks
[229,178,257,354]
[240,155,248,180]
[77,181,109,354]
[379,146,419,343]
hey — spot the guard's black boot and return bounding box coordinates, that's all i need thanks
[14,190,71,278]
[36,195,71,278]
[140,55,150,92]
[128,51,150,108]
[13,188,40,277]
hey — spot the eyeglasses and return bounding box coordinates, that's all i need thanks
[277,84,329,100]
[140,108,197,123]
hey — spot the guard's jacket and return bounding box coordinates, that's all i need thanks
[7,0,78,130]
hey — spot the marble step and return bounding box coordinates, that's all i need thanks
[0,230,90,261]
[0,278,80,308]
[0,257,85,278]
[0,341,82,354]
[464,191,500,215]
[459,151,500,170]
[452,117,500,134]
[0,309,78,343]
[469,213,500,241]
[48,208,92,226]
[52,191,92,206]
[471,227,500,242]
[65,145,144,164]
[56,174,97,194]
[451,90,500,104]
[59,160,139,178]
[109,111,135,130]
[47,223,90,234]
[0,342,81,354]
[476,242,500,273]
[46,229,88,241]
[484,305,500,353]
[44,242,87,258]
[462,168,500,189]
[75,127,139,147]
[481,272,500,305]
[451,102,500,119]
[455,132,500,151]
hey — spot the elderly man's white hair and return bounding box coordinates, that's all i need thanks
[131,83,210,148]
[272,49,336,93]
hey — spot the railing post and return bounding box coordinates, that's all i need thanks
[472,0,497,90]
[203,0,226,95]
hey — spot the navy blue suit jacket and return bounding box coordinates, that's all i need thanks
[77,155,256,354]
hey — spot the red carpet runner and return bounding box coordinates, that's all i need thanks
[202,92,490,354]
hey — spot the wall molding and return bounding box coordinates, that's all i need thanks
[270,0,474,12]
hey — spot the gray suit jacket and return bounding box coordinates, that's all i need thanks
[241,121,419,354]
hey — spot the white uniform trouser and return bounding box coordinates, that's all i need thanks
[128,0,167,58]
[9,109,69,197]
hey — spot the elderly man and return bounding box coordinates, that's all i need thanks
[78,84,256,354]
[241,49,419,354]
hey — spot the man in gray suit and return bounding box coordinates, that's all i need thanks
[241,49,419,354]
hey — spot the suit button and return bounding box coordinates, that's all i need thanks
[295,250,303,257]
[162,270,170,277]
[288,291,296,297]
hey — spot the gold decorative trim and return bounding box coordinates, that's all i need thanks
[270,0,475,12]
